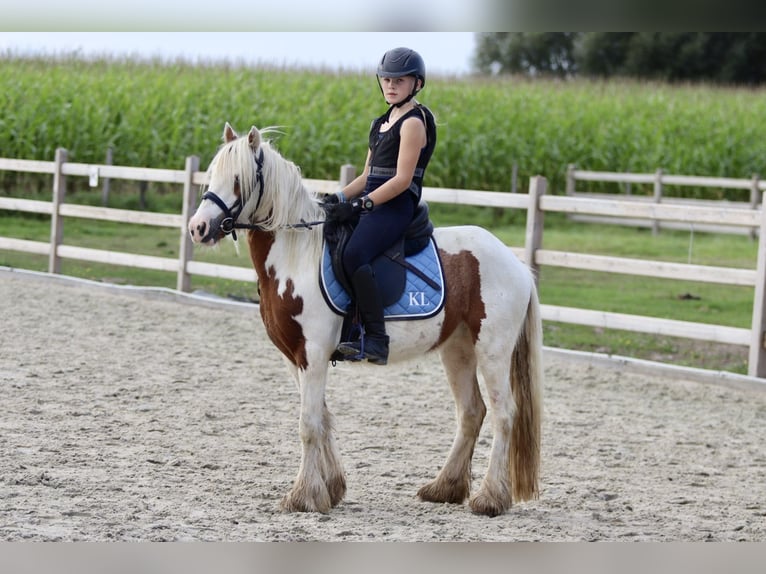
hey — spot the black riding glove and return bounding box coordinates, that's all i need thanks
[322,193,341,207]
[325,198,363,223]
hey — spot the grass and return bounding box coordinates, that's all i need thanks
[0,194,758,374]
[484,212,756,374]
[0,209,257,300]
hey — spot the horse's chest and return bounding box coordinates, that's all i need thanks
[258,275,308,368]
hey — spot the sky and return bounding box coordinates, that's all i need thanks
[0,1,508,32]
[0,32,478,76]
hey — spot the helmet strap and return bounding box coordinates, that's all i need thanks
[392,93,415,108]
[391,79,422,107]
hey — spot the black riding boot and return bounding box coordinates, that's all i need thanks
[337,264,389,365]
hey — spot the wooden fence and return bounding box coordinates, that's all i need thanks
[1,150,765,378]
[566,164,765,236]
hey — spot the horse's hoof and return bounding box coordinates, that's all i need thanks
[469,490,510,517]
[327,474,347,507]
[417,478,469,504]
[280,486,332,513]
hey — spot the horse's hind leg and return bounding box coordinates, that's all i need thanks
[418,326,485,505]
[469,348,515,517]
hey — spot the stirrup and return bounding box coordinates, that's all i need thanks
[336,339,365,361]
[336,336,388,365]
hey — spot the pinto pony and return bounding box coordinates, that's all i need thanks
[188,123,543,517]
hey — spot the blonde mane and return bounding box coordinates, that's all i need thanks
[208,127,325,266]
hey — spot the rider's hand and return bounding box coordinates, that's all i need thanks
[325,198,363,223]
[322,193,340,207]
[322,190,346,207]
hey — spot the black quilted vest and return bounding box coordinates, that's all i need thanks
[366,104,437,201]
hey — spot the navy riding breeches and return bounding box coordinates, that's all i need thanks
[341,192,416,279]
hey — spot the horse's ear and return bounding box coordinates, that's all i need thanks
[247,126,261,151]
[223,122,238,143]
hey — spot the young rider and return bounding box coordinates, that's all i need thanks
[323,47,437,365]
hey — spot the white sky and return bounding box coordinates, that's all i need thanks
[2,1,495,31]
[1,1,505,32]
[0,32,478,76]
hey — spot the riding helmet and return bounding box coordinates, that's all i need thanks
[377,47,426,89]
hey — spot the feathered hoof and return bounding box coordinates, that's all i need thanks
[469,489,511,517]
[326,473,347,508]
[417,477,470,505]
[280,483,332,514]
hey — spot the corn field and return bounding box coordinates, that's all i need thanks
[3,53,766,199]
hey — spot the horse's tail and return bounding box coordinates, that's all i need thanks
[509,282,543,502]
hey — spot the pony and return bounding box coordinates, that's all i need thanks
[188,123,543,517]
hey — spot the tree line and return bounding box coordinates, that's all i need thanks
[474,33,766,85]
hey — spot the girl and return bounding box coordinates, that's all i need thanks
[324,47,437,365]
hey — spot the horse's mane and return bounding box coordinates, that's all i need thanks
[208,127,324,267]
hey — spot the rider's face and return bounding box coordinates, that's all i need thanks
[379,76,418,105]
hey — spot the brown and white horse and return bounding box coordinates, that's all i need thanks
[188,123,543,516]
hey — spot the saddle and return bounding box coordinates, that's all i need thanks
[320,201,445,321]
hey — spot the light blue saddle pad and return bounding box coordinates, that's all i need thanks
[319,237,446,321]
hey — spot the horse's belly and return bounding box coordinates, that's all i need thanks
[386,312,444,361]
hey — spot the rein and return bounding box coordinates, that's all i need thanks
[231,218,326,234]
[199,146,324,241]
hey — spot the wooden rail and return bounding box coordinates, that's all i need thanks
[566,165,764,236]
[2,152,765,377]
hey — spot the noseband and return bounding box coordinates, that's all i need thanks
[199,147,265,242]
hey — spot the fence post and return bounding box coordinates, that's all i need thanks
[177,155,200,293]
[524,176,546,285]
[511,161,518,194]
[652,168,663,236]
[101,146,113,206]
[48,148,67,274]
[138,181,148,210]
[748,202,766,377]
[339,164,356,188]
[565,164,575,196]
[749,174,760,241]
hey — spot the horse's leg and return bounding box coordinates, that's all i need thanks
[469,344,517,517]
[469,286,543,516]
[418,325,485,505]
[318,398,347,507]
[280,360,346,513]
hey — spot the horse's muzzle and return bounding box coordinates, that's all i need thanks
[189,214,226,244]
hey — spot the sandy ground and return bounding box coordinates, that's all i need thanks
[1,268,765,542]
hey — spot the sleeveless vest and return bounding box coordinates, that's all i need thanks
[366,104,437,201]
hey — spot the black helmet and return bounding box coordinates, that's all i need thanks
[377,47,426,89]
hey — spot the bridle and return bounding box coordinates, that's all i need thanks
[196,147,327,243]
[198,148,265,242]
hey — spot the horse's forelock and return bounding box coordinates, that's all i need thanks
[209,136,258,202]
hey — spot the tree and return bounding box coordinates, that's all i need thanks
[475,32,766,85]
[474,33,578,77]
[582,32,766,85]
[575,33,633,78]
